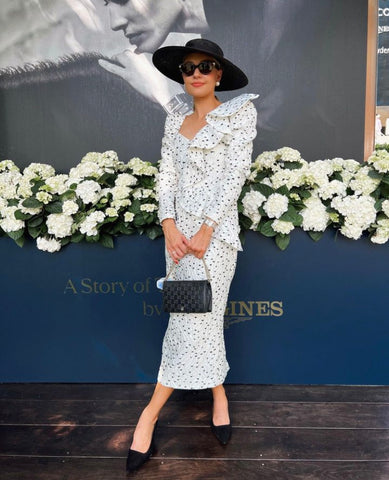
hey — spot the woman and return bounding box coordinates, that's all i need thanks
[126,38,258,473]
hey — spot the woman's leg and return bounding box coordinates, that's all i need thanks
[130,382,174,452]
[211,384,230,425]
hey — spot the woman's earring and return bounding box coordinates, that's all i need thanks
[216,81,220,87]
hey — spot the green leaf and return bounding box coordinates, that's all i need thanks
[59,190,76,201]
[239,214,253,231]
[375,199,384,211]
[45,201,63,214]
[71,232,84,243]
[283,161,303,170]
[279,205,302,225]
[28,216,44,228]
[299,190,311,199]
[85,234,100,243]
[133,213,145,227]
[98,172,116,187]
[275,233,290,250]
[253,183,274,197]
[31,180,45,194]
[146,225,163,240]
[14,235,25,248]
[381,174,389,186]
[8,199,19,207]
[27,225,42,239]
[331,172,343,182]
[259,220,277,237]
[61,238,71,246]
[368,169,383,180]
[276,185,289,196]
[307,231,324,242]
[100,234,114,249]
[14,210,32,220]
[22,197,43,209]
[7,229,24,240]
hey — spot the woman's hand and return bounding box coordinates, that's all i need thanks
[187,224,213,259]
[162,219,190,264]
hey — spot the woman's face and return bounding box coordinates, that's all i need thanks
[181,53,223,99]
[103,0,183,53]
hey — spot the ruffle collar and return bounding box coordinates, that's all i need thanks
[173,93,258,149]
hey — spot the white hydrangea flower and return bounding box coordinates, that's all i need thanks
[140,203,157,212]
[141,188,155,198]
[36,236,62,253]
[270,167,306,190]
[47,214,73,238]
[305,160,334,187]
[381,200,389,217]
[105,207,118,217]
[45,174,69,195]
[79,211,105,236]
[23,163,55,180]
[132,188,143,199]
[368,149,389,173]
[62,200,79,215]
[0,206,25,232]
[252,151,278,171]
[272,219,295,234]
[124,212,135,222]
[115,173,137,187]
[76,180,101,204]
[241,190,266,228]
[111,199,132,209]
[69,161,103,180]
[0,197,7,210]
[110,185,130,200]
[331,195,376,240]
[349,166,380,195]
[318,179,347,200]
[0,171,22,199]
[301,195,329,232]
[0,160,19,173]
[36,191,53,204]
[371,218,389,244]
[128,157,158,176]
[276,147,302,162]
[263,193,289,219]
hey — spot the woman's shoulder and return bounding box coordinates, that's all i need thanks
[208,93,259,119]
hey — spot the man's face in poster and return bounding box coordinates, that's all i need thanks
[103,0,184,53]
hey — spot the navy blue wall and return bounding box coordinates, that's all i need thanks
[1,230,388,385]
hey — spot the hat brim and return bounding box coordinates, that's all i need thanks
[152,45,248,91]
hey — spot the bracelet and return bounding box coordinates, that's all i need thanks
[203,217,218,230]
[163,93,192,115]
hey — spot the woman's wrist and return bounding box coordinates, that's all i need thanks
[202,216,218,231]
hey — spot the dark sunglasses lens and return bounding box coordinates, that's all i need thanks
[180,62,196,75]
[198,61,213,74]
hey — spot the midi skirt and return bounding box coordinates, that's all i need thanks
[157,204,238,390]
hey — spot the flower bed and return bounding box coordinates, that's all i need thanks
[1,147,389,252]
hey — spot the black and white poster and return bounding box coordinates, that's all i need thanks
[0,0,369,169]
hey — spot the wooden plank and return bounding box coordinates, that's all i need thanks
[1,457,389,480]
[1,383,389,403]
[1,399,389,429]
[1,425,389,460]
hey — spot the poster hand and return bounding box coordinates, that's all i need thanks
[98,50,180,105]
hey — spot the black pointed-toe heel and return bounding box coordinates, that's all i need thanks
[126,420,158,474]
[211,420,232,445]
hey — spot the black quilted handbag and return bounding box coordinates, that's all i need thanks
[162,258,212,313]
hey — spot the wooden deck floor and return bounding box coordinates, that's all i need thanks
[1,383,389,479]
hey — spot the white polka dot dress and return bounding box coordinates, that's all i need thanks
[157,93,258,390]
[158,135,238,390]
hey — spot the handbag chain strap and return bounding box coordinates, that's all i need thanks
[165,257,212,282]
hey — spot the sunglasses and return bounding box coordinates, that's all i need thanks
[179,60,221,76]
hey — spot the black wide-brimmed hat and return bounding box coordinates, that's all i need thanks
[152,38,248,91]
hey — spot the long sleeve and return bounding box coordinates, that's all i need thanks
[202,101,257,224]
[157,114,178,223]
